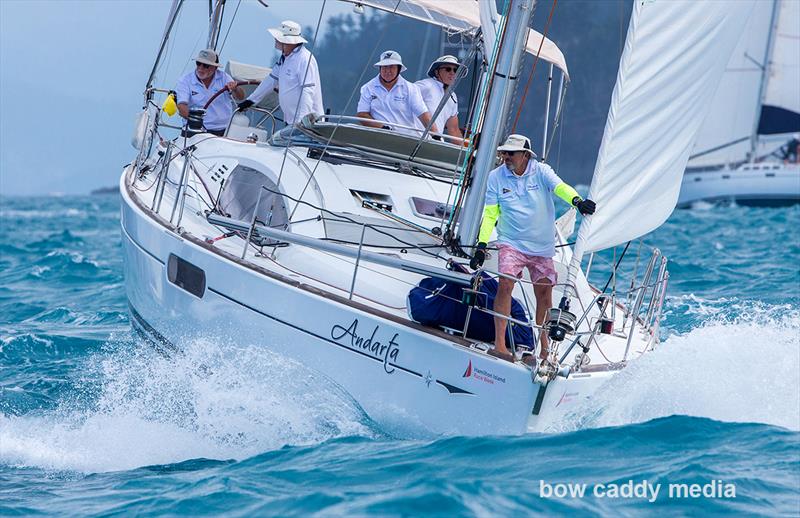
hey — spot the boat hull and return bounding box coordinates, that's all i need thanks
[119,167,620,436]
[678,163,800,208]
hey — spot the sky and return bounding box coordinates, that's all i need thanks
[0,0,349,196]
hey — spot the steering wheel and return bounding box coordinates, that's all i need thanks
[203,80,260,110]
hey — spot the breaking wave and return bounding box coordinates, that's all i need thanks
[0,335,377,473]
[554,298,800,433]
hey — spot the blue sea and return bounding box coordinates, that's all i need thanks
[1,194,798,516]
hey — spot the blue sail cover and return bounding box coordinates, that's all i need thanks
[407,273,534,348]
[757,105,800,135]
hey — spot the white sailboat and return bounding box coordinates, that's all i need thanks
[678,0,800,208]
[121,0,751,436]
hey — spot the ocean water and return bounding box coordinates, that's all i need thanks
[1,194,798,516]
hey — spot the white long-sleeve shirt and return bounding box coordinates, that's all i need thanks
[248,45,324,125]
[415,77,458,134]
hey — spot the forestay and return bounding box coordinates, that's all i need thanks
[573,0,754,256]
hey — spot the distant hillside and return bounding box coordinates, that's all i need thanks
[90,186,119,195]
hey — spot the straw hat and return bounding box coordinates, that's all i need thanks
[268,20,307,44]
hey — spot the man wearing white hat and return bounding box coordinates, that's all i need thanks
[470,134,596,364]
[175,48,245,135]
[415,55,463,142]
[239,20,324,127]
[356,50,438,137]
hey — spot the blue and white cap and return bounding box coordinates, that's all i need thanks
[374,50,407,72]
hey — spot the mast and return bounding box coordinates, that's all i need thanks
[207,0,226,50]
[456,0,537,251]
[749,0,780,162]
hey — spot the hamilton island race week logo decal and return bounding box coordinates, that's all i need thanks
[462,359,506,385]
[330,318,400,373]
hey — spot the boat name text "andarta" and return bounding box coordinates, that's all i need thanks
[330,318,400,373]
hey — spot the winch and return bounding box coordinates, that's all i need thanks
[547,296,577,342]
[186,108,206,136]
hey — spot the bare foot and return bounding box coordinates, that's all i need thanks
[488,348,514,362]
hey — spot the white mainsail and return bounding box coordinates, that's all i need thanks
[758,0,800,135]
[687,2,775,167]
[571,0,755,258]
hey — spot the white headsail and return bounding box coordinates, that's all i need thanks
[571,0,755,259]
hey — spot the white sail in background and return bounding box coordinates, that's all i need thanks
[758,0,800,135]
[687,2,774,167]
[573,0,755,255]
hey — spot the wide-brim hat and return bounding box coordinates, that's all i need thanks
[195,48,222,67]
[374,50,407,72]
[268,20,307,44]
[497,134,537,157]
[427,54,465,78]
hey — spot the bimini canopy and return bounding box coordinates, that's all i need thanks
[340,0,569,79]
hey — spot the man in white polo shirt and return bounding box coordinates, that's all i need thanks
[470,134,596,364]
[175,49,245,136]
[356,51,438,137]
[416,55,463,143]
[238,20,324,128]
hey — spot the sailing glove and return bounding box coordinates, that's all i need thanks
[470,242,487,270]
[572,197,596,216]
[237,100,254,111]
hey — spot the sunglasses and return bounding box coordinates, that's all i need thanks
[439,66,458,73]
[196,62,215,69]
[500,150,520,156]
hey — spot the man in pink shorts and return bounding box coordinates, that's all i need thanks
[470,134,596,362]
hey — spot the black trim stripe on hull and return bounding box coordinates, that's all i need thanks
[129,302,179,356]
[207,286,473,395]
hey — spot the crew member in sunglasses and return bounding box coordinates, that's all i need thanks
[415,55,464,144]
[175,49,245,136]
[470,134,596,365]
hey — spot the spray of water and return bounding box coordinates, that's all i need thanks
[552,297,800,433]
[0,335,376,472]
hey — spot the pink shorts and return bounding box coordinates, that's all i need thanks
[497,244,557,285]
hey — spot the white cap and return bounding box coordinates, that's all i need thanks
[497,134,536,157]
[195,48,222,67]
[268,20,307,44]
[427,55,464,78]
[374,50,407,72]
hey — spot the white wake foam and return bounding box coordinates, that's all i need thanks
[0,336,375,472]
[556,299,800,432]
